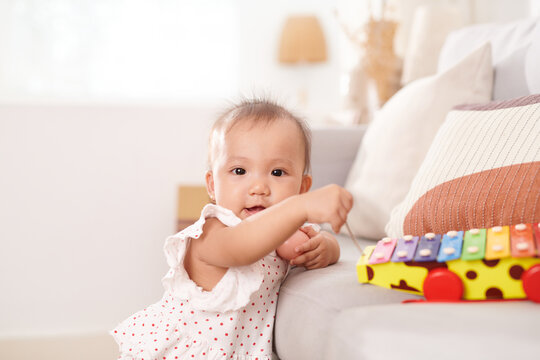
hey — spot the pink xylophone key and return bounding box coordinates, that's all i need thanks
[368,237,397,265]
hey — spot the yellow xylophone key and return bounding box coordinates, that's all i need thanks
[485,225,511,260]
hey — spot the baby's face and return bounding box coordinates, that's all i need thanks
[207,118,311,219]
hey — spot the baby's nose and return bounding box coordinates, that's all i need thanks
[249,180,270,196]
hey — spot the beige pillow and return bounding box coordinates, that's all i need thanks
[345,43,493,239]
[386,95,540,238]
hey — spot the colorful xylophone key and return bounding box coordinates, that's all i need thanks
[510,224,536,258]
[368,237,397,264]
[437,230,464,262]
[534,223,540,257]
[485,226,511,260]
[391,235,419,262]
[461,228,486,261]
[414,233,441,262]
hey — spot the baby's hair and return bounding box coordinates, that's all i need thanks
[208,97,312,174]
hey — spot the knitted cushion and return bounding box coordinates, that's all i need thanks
[386,94,540,237]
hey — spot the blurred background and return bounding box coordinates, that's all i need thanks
[0,0,538,359]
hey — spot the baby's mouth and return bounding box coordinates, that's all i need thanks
[244,206,266,216]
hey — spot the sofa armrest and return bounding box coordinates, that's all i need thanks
[310,125,367,190]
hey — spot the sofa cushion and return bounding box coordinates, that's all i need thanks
[325,302,540,360]
[492,44,531,100]
[525,21,540,93]
[344,43,493,240]
[274,235,421,360]
[310,126,367,190]
[438,17,538,100]
[386,94,540,237]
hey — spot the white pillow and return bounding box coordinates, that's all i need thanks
[401,4,464,85]
[437,18,537,73]
[437,18,537,101]
[525,21,540,93]
[344,43,493,240]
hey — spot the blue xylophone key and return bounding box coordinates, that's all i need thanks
[391,235,419,262]
[414,233,441,262]
[437,230,464,262]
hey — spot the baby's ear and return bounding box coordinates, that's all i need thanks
[300,174,312,193]
[205,171,216,202]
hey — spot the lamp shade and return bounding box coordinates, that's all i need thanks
[278,15,327,63]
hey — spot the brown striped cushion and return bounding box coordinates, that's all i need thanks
[386,94,540,237]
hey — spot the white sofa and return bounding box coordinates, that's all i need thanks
[274,18,540,360]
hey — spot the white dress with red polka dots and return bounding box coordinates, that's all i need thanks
[111,204,289,360]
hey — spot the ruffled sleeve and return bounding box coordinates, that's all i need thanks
[161,204,264,313]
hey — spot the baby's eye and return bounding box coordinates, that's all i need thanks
[233,168,246,175]
[271,169,284,177]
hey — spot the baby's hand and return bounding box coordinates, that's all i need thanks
[290,226,340,269]
[298,184,353,233]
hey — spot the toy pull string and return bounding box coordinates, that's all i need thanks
[345,221,363,253]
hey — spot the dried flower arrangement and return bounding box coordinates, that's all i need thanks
[337,1,402,121]
[360,16,401,105]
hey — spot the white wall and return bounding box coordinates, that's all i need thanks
[0,104,218,337]
[0,0,345,124]
[236,0,343,121]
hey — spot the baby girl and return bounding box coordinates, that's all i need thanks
[111,98,353,359]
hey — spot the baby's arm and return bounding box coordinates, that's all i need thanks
[195,185,352,268]
[289,227,340,269]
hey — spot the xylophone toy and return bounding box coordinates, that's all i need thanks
[356,223,540,302]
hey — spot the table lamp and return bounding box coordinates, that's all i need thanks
[279,15,327,63]
[278,15,327,107]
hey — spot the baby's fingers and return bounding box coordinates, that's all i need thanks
[300,225,319,238]
[294,237,318,254]
[339,191,353,212]
[304,255,325,269]
[290,249,318,266]
[330,212,347,233]
[332,194,352,233]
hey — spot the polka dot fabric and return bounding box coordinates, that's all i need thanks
[111,204,290,360]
